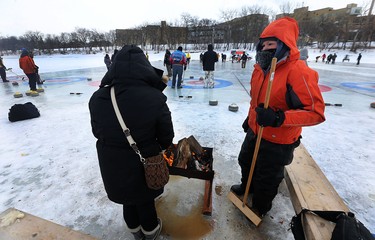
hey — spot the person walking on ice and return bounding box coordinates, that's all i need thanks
[357,53,362,65]
[0,56,9,82]
[202,44,218,88]
[170,46,187,89]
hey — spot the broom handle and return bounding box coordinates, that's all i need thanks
[243,57,277,207]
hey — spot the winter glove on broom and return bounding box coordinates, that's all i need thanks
[255,103,285,127]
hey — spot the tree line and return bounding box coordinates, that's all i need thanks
[0,3,373,54]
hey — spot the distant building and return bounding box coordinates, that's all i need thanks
[115,3,373,48]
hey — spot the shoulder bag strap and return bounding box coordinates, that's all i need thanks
[110,86,145,163]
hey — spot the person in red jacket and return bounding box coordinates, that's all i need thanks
[230,17,325,217]
[19,49,38,91]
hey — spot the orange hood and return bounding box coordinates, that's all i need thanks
[260,17,300,60]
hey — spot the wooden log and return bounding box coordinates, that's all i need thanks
[174,138,191,168]
[187,135,204,155]
[202,179,213,215]
[0,208,97,240]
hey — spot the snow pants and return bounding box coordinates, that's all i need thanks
[165,64,172,77]
[238,130,300,215]
[0,67,7,82]
[123,200,158,232]
[204,71,214,88]
[26,73,38,91]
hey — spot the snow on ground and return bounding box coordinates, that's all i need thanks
[0,48,374,239]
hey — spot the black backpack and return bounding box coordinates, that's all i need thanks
[8,102,40,122]
[291,209,374,240]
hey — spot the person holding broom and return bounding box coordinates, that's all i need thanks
[230,17,325,217]
[19,49,38,91]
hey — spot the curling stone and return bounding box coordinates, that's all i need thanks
[371,102,375,108]
[13,92,23,98]
[190,76,194,79]
[87,78,92,81]
[12,82,19,86]
[25,90,32,96]
[228,103,239,112]
[30,91,39,97]
[209,100,218,106]
[36,88,44,92]
[199,77,204,81]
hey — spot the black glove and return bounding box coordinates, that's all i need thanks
[184,65,187,71]
[255,103,285,127]
[242,116,249,133]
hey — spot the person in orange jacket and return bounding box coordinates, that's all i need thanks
[230,17,325,217]
[19,49,38,91]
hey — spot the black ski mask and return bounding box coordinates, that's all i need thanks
[256,49,276,70]
[255,38,290,70]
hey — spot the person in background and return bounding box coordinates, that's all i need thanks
[89,45,174,240]
[202,44,218,88]
[300,48,309,65]
[104,54,111,70]
[111,49,119,63]
[146,52,149,60]
[230,17,325,217]
[321,53,326,63]
[186,52,191,66]
[222,53,227,62]
[326,54,332,64]
[231,54,236,63]
[19,49,38,91]
[0,56,9,82]
[240,52,248,68]
[163,49,172,78]
[357,53,362,65]
[169,46,187,89]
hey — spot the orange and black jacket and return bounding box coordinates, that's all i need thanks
[247,17,325,144]
[19,55,37,74]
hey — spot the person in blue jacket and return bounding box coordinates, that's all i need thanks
[169,46,187,89]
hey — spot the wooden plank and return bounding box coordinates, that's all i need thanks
[0,208,98,240]
[227,191,262,226]
[202,179,213,215]
[285,144,349,240]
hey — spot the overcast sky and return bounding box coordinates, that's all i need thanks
[1,0,366,37]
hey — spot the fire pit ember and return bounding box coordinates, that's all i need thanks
[163,136,214,180]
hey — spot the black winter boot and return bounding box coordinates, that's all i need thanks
[230,184,245,196]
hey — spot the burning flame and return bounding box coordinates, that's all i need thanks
[163,151,174,166]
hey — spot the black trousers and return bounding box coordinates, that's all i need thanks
[123,200,158,231]
[26,73,37,91]
[238,130,300,215]
[0,68,6,81]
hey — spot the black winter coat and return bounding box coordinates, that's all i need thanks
[202,45,218,71]
[89,46,174,205]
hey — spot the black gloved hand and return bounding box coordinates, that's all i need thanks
[242,116,249,133]
[255,103,285,127]
[184,65,187,71]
